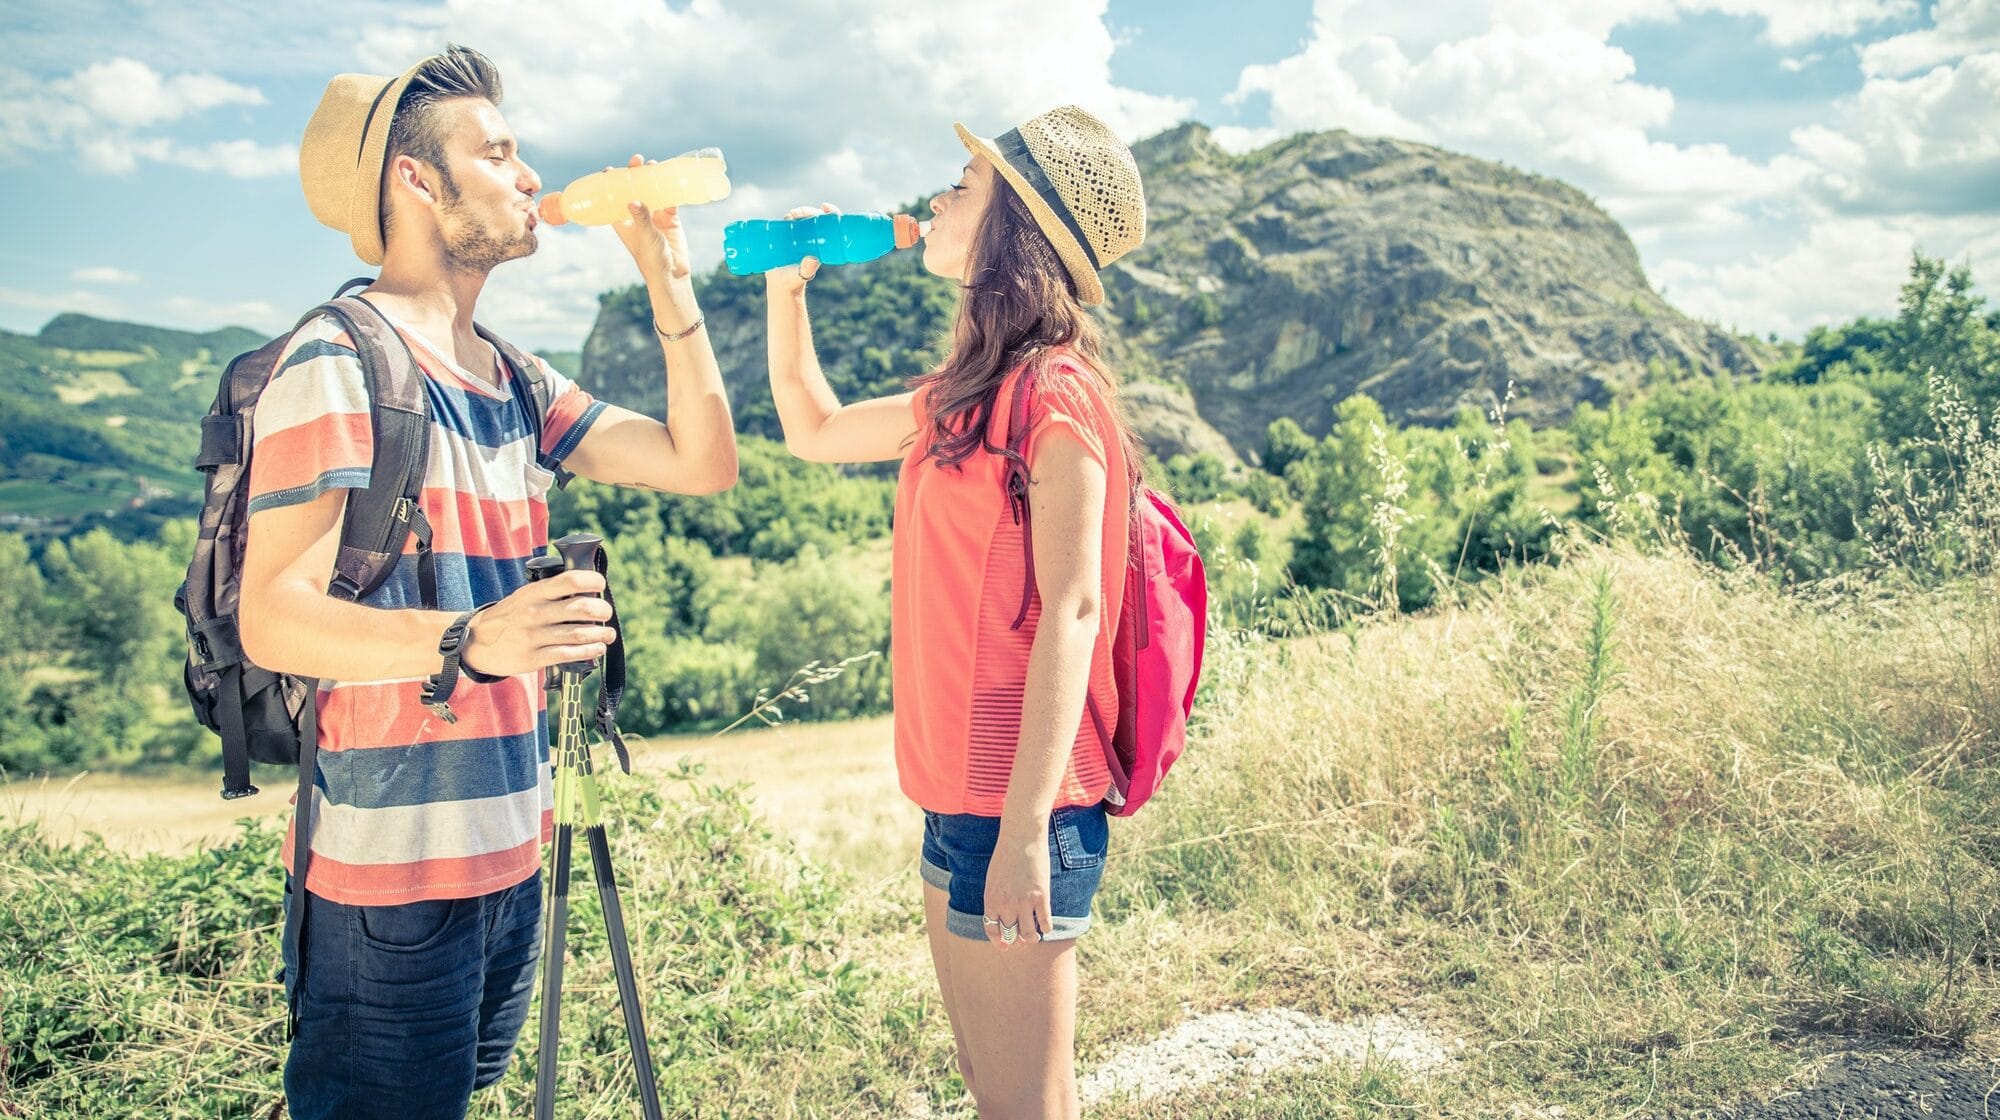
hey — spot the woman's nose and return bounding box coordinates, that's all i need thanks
[929,191,947,215]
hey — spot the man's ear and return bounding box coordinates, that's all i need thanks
[387,154,439,208]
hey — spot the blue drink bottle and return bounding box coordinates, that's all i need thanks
[722,212,924,276]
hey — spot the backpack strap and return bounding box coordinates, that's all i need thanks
[283,688,320,1038]
[1002,366,1041,632]
[478,324,574,490]
[310,296,437,608]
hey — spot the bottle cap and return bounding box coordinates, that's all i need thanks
[894,213,922,249]
[537,193,568,226]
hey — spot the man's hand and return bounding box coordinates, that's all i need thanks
[762,203,834,299]
[610,154,692,285]
[462,569,617,678]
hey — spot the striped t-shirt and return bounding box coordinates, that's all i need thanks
[247,309,606,907]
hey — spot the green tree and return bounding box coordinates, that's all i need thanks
[1894,253,1998,413]
[1261,417,1315,477]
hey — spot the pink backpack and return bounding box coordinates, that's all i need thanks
[1002,361,1208,816]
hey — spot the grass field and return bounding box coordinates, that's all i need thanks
[0,473,144,518]
[2,540,1995,1117]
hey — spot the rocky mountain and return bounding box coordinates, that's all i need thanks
[582,123,1766,462]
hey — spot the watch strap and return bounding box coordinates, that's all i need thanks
[420,609,477,722]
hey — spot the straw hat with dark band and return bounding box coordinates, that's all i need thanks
[299,59,430,266]
[954,105,1146,306]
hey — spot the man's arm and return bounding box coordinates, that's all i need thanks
[239,488,616,682]
[561,180,738,494]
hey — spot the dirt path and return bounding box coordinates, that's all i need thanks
[0,715,907,871]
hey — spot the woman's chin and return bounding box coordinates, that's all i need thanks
[919,246,960,281]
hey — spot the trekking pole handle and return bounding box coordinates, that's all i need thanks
[523,555,566,690]
[550,532,605,676]
[525,554,565,583]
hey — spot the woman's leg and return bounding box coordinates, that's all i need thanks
[939,931,1080,1120]
[924,882,980,1101]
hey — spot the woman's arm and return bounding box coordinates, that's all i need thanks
[764,206,921,464]
[985,432,1108,946]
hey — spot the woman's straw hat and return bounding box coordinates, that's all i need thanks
[299,59,430,266]
[954,105,1146,306]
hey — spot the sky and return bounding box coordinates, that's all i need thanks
[0,0,1995,351]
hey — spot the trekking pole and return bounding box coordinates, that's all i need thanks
[529,534,664,1120]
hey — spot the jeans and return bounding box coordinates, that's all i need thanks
[282,872,542,1120]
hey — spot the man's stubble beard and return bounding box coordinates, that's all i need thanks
[436,168,537,275]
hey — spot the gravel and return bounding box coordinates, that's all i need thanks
[1078,1007,1460,1104]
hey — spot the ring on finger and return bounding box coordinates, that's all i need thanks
[982,915,1001,927]
[1000,923,1019,944]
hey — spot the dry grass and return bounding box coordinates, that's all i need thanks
[1082,540,2000,1114]
[4,542,1996,1118]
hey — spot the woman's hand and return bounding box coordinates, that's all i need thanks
[981,824,1053,950]
[762,203,835,299]
[609,154,691,286]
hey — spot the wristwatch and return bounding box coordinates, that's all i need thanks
[421,606,504,721]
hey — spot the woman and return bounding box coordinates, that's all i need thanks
[761,106,1146,1117]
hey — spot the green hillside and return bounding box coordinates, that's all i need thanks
[0,317,257,540]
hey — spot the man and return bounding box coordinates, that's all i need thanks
[238,45,735,1118]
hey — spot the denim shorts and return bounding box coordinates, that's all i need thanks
[920,803,1110,942]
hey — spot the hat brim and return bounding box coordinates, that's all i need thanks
[955,121,1105,306]
[347,63,425,267]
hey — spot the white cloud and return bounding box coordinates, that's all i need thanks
[0,57,287,178]
[1862,0,2000,76]
[480,223,643,349]
[350,0,1194,345]
[1793,51,2000,216]
[148,138,299,178]
[0,285,125,320]
[58,57,264,128]
[353,0,1190,188]
[1654,214,2000,336]
[72,266,140,284]
[160,294,285,334]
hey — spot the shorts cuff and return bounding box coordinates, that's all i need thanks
[944,907,1092,943]
[919,855,952,892]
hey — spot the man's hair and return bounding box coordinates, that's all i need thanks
[381,45,504,233]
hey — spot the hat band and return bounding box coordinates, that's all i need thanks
[994,128,1101,271]
[357,78,397,168]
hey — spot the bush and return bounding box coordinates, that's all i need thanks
[701,547,893,724]
[0,776,939,1118]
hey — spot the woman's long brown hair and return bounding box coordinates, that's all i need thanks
[909,177,1138,477]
